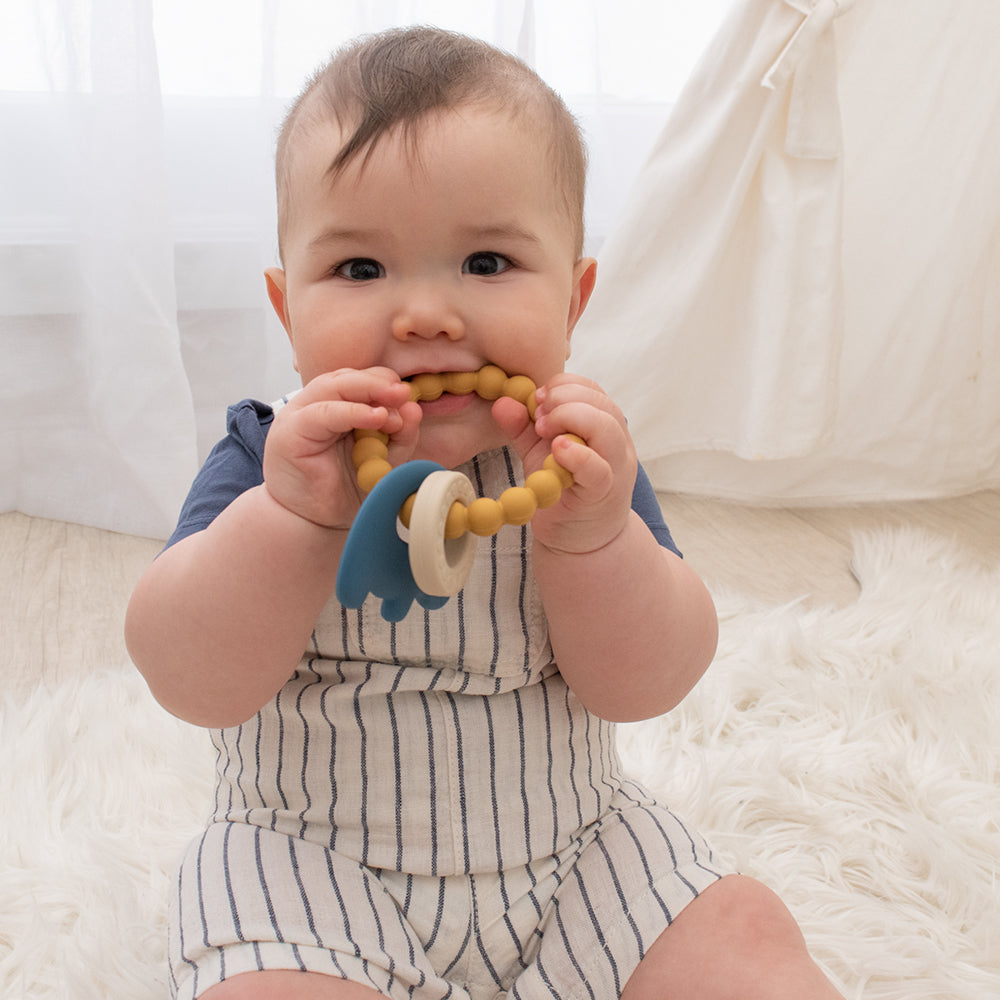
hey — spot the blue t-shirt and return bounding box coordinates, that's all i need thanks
[168,398,680,557]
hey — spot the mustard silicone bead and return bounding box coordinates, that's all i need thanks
[409,373,444,402]
[499,486,537,526]
[542,453,574,489]
[475,365,508,400]
[444,500,469,539]
[398,492,416,529]
[467,497,504,536]
[357,457,392,493]
[524,390,538,420]
[525,468,563,508]
[443,371,479,396]
[354,428,389,444]
[502,375,537,407]
[351,435,388,468]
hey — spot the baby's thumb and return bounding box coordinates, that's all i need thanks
[491,396,540,464]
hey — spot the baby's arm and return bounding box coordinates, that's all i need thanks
[125,369,420,728]
[493,375,718,722]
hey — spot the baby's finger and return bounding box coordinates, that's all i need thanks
[384,400,423,464]
[537,400,630,465]
[534,379,624,431]
[539,371,606,395]
[491,396,545,466]
[295,367,411,411]
[283,399,402,454]
[548,432,615,498]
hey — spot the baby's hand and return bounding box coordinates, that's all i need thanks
[262,368,421,528]
[492,374,637,555]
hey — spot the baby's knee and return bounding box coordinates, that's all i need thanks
[679,875,839,997]
[707,874,810,957]
[200,970,383,1000]
[622,874,826,1000]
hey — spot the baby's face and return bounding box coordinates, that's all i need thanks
[270,106,595,468]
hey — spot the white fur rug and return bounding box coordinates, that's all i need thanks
[2,528,997,999]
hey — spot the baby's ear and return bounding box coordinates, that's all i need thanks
[264,268,299,371]
[565,257,598,355]
[264,267,291,335]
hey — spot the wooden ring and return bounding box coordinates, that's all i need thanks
[408,470,478,596]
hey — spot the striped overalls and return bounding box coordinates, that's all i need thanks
[168,447,726,1000]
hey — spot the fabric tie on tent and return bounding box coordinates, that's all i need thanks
[765,0,858,158]
[573,0,859,467]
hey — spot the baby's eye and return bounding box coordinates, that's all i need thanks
[462,252,512,277]
[335,258,385,281]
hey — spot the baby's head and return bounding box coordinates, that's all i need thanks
[275,25,588,261]
[267,27,598,470]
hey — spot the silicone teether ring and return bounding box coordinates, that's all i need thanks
[350,365,576,540]
[408,470,478,596]
[340,364,583,615]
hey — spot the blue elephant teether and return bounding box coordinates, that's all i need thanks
[339,366,579,623]
[336,460,448,622]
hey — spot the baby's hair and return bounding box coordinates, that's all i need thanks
[275,25,587,257]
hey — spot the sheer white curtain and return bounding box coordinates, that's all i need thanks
[573,0,1000,503]
[2,0,730,537]
[2,1,198,538]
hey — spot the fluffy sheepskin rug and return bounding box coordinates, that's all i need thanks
[2,528,997,999]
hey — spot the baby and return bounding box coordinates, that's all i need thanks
[126,25,844,1000]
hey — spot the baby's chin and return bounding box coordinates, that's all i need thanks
[412,410,509,470]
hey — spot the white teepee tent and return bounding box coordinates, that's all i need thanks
[573,0,1000,503]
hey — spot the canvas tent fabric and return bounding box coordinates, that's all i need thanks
[572,0,1000,503]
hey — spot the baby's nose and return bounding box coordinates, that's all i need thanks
[391,286,466,342]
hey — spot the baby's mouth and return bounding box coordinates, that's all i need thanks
[403,364,519,402]
[404,371,482,403]
[415,391,477,418]
[403,365,538,422]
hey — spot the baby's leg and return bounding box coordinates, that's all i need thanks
[620,874,844,1000]
[169,823,456,1000]
[201,969,382,999]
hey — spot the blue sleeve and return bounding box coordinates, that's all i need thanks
[166,400,681,559]
[630,463,681,558]
[165,399,274,548]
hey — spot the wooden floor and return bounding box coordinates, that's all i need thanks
[3,489,998,701]
[658,488,1000,607]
